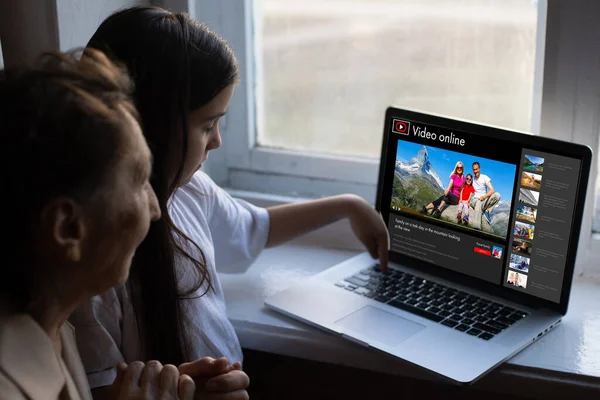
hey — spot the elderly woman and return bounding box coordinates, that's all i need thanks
[0,50,195,399]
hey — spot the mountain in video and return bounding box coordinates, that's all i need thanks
[396,146,445,189]
[391,146,445,211]
[523,155,543,173]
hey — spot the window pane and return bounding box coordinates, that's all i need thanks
[258,0,538,158]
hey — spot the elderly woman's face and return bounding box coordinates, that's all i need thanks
[78,110,161,293]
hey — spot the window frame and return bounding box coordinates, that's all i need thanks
[533,0,600,278]
[194,0,600,276]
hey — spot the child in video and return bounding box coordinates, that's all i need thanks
[457,174,475,224]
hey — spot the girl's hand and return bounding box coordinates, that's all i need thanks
[112,361,195,400]
[346,195,390,271]
[179,358,249,400]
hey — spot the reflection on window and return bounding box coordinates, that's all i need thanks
[258,0,538,158]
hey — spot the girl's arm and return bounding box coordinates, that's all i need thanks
[266,194,389,270]
[459,187,464,201]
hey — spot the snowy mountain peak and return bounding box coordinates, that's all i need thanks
[396,146,444,190]
[409,146,429,166]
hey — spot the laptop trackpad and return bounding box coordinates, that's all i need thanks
[334,306,425,347]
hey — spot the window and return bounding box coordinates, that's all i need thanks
[196,0,600,275]
[259,0,538,159]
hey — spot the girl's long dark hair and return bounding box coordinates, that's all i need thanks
[88,6,239,364]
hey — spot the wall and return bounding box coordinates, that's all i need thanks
[0,0,149,67]
[56,0,150,51]
[0,0,60,67]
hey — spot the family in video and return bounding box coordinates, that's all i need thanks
[510,253,530,273]
[507,270,528,289]
[391,141,516,239]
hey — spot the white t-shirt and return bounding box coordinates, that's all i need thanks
[69,171,270,388]
[472,173,491,199]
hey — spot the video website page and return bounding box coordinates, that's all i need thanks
[384,118,582,303]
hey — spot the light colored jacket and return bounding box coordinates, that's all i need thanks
[0,314,93,400]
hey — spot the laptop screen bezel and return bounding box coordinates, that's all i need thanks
[376,107,592,315]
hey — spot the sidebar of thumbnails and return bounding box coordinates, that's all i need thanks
[505,153,544,291]
[504,150,580,303]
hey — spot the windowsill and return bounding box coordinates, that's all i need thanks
[221,189,600,397]
[220,240,600,396]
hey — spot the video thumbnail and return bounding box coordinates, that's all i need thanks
[516,203,537,224]
[492,246,503,259]
[523,154,544,173]
[514,221,535,240]
[390,140,516,239]
[509,253,530,273]
[519,188,540,207]
[507,270,528,289]
[512,239,532,256]
[521,171,543,190]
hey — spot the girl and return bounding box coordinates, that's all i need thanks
[70,5,389,398]
[421,161,465,218]
[0,50,194,399]
[457,174,475,225]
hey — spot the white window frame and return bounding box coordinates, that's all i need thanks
[532,0,600,278]
[188,0,600,276]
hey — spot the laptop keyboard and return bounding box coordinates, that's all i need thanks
[335,264,529,341]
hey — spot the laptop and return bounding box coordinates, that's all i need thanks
[265,107,592,384]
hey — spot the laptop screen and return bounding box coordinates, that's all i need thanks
[381,113,584,304]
